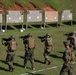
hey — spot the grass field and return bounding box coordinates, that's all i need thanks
[0,0,76,75]
[0,24,76,75]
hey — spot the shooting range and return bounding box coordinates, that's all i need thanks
[61,10,73,26]
[0,10,2,32]
[6,10,24,31]
[44,11,58,27]
[26,10,42,29]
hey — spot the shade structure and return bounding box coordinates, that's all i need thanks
[44,10,58,27]
[61,10,73,25]
[0,10,2,32]
[26,10,42,29]
[6,10,24,31]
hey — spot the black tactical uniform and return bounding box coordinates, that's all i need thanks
[23,33,35,70]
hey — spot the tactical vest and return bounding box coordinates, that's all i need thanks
[73,37,76,46]
[71,50,75,61]
[9,40,17,51]
[63,49,71,61]
[28,37,35,49]
[63,49,75,61]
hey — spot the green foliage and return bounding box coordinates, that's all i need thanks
[2,0,15,8]
[30,0,46,8]
[15,0,28,7]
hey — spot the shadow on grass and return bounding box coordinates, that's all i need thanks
[31,24,48,28]
[0,67,9,72]
[14,24,32,29]
[14,25,22,29]
[0,60,24,70]
[31,24,41,28]
[13,62,23,68]
[47,23,59,27]
[0,60,9,71]
[49,54,62,59]
[18,56,45,65]
[73,20,76,25]
[58,51,64,54]
[18,55,25,59]
[62,20,76,26]
[17,55,32,69]
[34,59,44,64]
[2,25,14,30]
[0,60,7,64]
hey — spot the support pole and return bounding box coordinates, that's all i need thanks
[26,22,28,30]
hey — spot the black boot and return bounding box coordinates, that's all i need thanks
[48,61,51,65]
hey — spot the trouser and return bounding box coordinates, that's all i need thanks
[44,50,50,63]
[24,49,34,68]
[60,62,73,75]
[6,52,15,70]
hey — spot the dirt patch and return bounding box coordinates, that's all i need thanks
[0,2,39,14]
[0,2,30,14]
[0,1,57,14]
[0,6,6,14]
[42,5,57,11]
[9,2,28,10]
[29,2,38,10]
[0,1,5,14]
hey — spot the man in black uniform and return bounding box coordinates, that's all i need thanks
[23,33,36,70]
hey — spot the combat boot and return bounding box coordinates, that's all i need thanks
[9,68,12,72]
[32,67,35,70]
[23,66,26,68]
[48,61,51,65]
[9,67,14,72]
[11,67,14,72]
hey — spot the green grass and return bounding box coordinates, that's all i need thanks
[0,24,76,75]
[2,0,15,9]
[15,0,28,7]
[0,0,76,75]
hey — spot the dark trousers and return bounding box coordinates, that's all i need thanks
[60,62,73,75]
[44,50,50,63]
[6,52,15,70]
[24,49,34,68]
